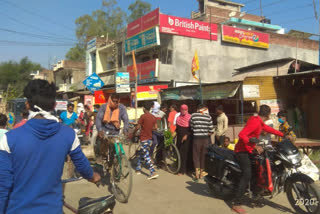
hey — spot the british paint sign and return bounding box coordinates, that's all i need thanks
[222,25,269,49]
[159,14,218,41]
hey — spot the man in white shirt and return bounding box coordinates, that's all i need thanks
[215,105,228,146]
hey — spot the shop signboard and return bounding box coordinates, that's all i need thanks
[159,14,218,41]
[94,89,115,104]
[222,25,269,49]
[136,85,168,101]
[127,59,159,83]
[243,85,260,98]
[125,27,160,54]
[87,38,96,51]
[55,100,68,111]
[116,72,130,93]
[83,73,104,93]
[84,95,94,110]
[127,8,160,38]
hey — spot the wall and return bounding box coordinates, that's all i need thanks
[157,34,319,83]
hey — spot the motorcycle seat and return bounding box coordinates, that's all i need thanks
[208,145,237,162]
[78,195,116,214]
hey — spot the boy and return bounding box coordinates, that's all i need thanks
[277,110,296,144]
[133,102,159,180]
[0,113,8,139]
[221,136,234,150]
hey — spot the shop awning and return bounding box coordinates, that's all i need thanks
[161,81,241,101]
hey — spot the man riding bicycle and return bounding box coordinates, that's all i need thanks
[0,79,100,214]
[96,93,129,156]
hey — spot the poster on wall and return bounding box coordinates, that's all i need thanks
[116,72,130,93]
[243,85,260,98]
[136,85,168,101]
[84,95,93,110]
[222,25,269,49]
[260,99,282,114]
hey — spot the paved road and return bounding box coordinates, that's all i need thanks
[63,166,297,214]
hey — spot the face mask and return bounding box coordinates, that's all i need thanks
[278,118,285,124]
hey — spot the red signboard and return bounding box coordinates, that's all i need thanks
[137,85,168,92]
[222,25,269,49]
[159,14,218,41]
[127,59,158,83]
[127,8,160,38]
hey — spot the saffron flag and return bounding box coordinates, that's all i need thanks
[191,50,200,81]
[132,50,138,79]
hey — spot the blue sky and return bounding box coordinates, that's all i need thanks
[0,0,319,68]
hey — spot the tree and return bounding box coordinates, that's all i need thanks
[127,0,151,23]
[0,57,42,99]
[65,44,86,62]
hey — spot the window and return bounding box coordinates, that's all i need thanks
[161,49,172,64]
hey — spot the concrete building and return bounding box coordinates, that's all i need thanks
[53,60,86,92]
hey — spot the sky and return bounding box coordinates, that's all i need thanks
[0,0,319,68]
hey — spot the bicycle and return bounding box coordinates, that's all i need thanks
[62,177,116,214]
[95,134,133,203]
[129,130,181,174]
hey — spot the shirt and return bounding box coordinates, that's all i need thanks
[139,113,157,141]
[60,111,78,126]
[221,143,235,151]
[190,113,214,138]
[0,129,7,139]
[13,119,27,129]
[95,103,129,135]
[216,112,228,136]
[279,121,297,144]
[235,116,284,154]
[168,111,177,133]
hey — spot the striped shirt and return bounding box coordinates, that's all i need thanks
[190,113,214,138]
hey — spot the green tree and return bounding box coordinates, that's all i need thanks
[0,57,42,99]
[65,44,86,61]
[127,0,151,23]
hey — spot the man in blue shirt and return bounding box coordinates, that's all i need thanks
[0,79,100,214]
[60,103,78,127]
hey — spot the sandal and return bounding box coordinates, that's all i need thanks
[231,205,248,214]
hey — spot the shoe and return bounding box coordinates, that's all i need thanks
[231,205,247,214]
[135,170,141,175]
[147,173,159,180]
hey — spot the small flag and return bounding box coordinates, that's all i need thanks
[132,50,138,79]
[191,50,200,81]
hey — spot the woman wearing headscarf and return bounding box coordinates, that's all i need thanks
[176,104,192,176]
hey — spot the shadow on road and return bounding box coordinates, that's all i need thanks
[185,181,215,198]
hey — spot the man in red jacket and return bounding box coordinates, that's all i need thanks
[232,105,284,214]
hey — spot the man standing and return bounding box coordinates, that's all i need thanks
[60,103,78,127]
[96,93,129,155]
[190,104,214,181]
[215,105,228,146]
[0,113,8,139]
[0,79,100,214]
[232,105,284,214]
[133,102,159,180]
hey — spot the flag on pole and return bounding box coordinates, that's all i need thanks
[132,50,138,79]
[191,50,200,82]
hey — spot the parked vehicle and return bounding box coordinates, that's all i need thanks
[204,139,320,214]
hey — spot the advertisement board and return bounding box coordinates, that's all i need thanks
[127,59,159,83]
[243,85,260,98]
[83,73,104,93]
[159,14,218,41]
[125,27,160,54]
[222,25,269,49]
[87,38,96,51]
[84,95,93,110]
[116,72,130,93]
[136,85,168,101]
[127,8,160,38]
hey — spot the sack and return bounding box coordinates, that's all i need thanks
[255,157,273,193]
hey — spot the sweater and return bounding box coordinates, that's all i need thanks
[0,119,93,214]
[235,116,284,153]
[190,113,214,138]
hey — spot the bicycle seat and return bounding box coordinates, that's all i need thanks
[78,195,116,214]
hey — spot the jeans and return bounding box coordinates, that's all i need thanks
[235,152,253,199]
[136,140,155,175]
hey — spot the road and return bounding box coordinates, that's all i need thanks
[63,163,297,214]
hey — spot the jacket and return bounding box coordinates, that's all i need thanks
[0,119,93,214]
[235,116,284,153]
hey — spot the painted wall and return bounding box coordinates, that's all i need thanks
[158,34,319,83]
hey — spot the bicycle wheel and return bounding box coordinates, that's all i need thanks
[128,140,140,160]
[163,143,181,174]
[111,154,133,203]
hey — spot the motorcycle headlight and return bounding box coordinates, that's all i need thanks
[287,154,302,165]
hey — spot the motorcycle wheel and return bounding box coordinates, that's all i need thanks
[286,176,320,214]
[206,176,234,200]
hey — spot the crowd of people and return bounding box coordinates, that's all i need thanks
[0,78,298,214]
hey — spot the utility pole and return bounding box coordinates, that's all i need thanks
[313,0,320,65]
[259,0,263,18]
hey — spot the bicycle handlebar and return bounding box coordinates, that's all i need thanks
[62,177,83,184]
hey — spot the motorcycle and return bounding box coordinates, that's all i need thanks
[204,139,320,214]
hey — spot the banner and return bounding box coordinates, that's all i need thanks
[160,14,218,41]
[83,73,104,93]
[94,89,115,104]
[127,59,159,83]
[222,25,269,49]
[127,8,160,38]
[84,95,93,110]
[125,27,160,54]
[116,72,130,93]
[136,85,168,101]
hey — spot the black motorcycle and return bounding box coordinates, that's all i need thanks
[204,139,320,214]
